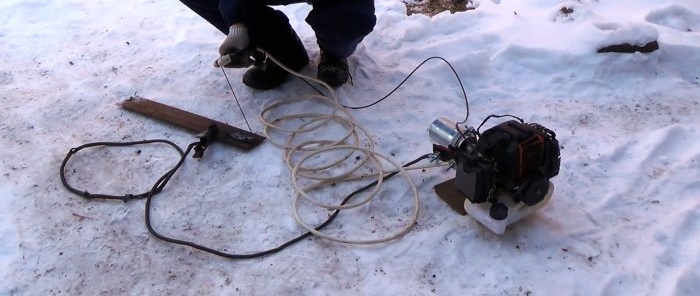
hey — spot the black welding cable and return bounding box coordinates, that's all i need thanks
[61,140,431,259]
[59,139,185,202]
[298,56,470,123]
[142,150,432,259]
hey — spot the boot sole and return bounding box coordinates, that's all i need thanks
[242,75,287,90]
[242,63,309,90]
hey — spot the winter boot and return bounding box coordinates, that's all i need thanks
[242,29,309,90]
[317,51,349,87]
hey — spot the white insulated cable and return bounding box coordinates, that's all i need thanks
[258,50,444,244]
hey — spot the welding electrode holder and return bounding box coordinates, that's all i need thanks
[214,49,266,68]
[193,124,220,159]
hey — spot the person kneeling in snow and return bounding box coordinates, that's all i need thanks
[180,0,377,89]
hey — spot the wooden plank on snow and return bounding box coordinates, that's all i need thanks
[120,96,264,151]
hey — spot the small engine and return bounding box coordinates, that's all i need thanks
[429,117,561,234]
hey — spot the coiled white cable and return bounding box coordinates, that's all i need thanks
[258,50,446,244]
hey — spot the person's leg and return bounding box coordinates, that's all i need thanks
[238,6,309,89]
[179,0,229,34]
[180,0,298,49]
[180,0,309,89]
[306,0,376,59]
[305,0,375,86]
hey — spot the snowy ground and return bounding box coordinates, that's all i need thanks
[2,0,700,295]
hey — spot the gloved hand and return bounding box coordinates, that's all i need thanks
[214,23,256,68]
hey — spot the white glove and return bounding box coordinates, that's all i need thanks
[214,24,255,68]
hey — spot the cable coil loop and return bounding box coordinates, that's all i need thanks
[259,52,446,244]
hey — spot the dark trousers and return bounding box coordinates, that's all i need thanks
[179,0,376,58]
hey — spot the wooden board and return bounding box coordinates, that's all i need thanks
[434,178,468,216]
[120,96,265,150]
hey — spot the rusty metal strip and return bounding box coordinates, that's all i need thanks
[120,96,264,150]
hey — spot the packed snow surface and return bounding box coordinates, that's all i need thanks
[1,0,699,295]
